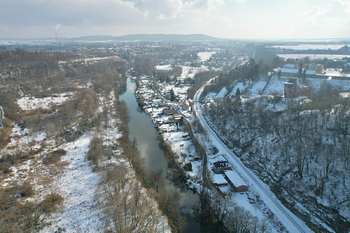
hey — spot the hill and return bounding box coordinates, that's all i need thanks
[69,34,220,42]
[0,34,220,43]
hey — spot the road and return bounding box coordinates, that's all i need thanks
[193,81,312,233]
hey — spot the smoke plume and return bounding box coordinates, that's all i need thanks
[56,23,61,31]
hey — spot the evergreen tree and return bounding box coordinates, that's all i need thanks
[235,87,241,97]
[170,89,175,101]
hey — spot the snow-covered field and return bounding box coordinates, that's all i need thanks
[17,93,72,111]
[58,56,119,65]
[197,51,216,62]
[181,65,209,80]
[250,81,267,96]
[40,134,104,233]
[155,64,209,80]
[155,64,172,71]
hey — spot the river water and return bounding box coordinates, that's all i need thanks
[119,78,201,232]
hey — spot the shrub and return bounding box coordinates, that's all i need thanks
[42,149,66,165]
[183,163,192,171]
[87,136,104,166]
[39,193,64,213]
[0,162,12,174]
[7,181,34,198]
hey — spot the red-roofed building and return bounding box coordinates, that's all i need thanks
[224,170,248,192]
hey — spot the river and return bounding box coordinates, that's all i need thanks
[119,78,201,232]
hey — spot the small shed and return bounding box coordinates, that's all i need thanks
[224,170,248,192]
[213,174,228,186]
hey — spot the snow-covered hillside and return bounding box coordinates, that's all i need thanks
[202,78,350,232]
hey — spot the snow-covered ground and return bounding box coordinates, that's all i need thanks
[197,51,216,62]
[17,93,72,111]
[155,64,172,71]
[58,56,119,65]
[2,88,171,232]
[324,68,350,78]
[277,54,347,60]
[161,83,191,100]
[41,134,104,233]
[180,65,209,80]
[264,76,350,96]
[155,64,209,80]
[250,81,267,96]
[162,131,201,180]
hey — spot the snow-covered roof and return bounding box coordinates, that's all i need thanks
[284,64,294,68]
[224,170,248,187]
[213,174,228,185]
[275,68,316,75]
[182,100,189,106]
[340,92,350,98]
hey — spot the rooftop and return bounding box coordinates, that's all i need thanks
[224,170,248,187]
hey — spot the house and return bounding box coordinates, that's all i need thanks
[212,160,231,174]
[224,170,248,192]
[213,174,228,186]
[182,100,190,111]
[284,78,299,98]
[163,107,177,116]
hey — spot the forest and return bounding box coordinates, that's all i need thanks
[202,61,350,232]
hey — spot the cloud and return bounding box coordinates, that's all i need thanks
[303,6,322,18]
[303,1,350,23]
[332,0,350,13]
[191,0,225,11]
[0,0,143,28]
[229,0,247,3]
[135,0,184,19]
[297,0,350,38]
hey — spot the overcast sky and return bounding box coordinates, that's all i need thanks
[0,0,350,39]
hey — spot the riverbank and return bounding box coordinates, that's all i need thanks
[133,78,204,192]
[119,78,201,232]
